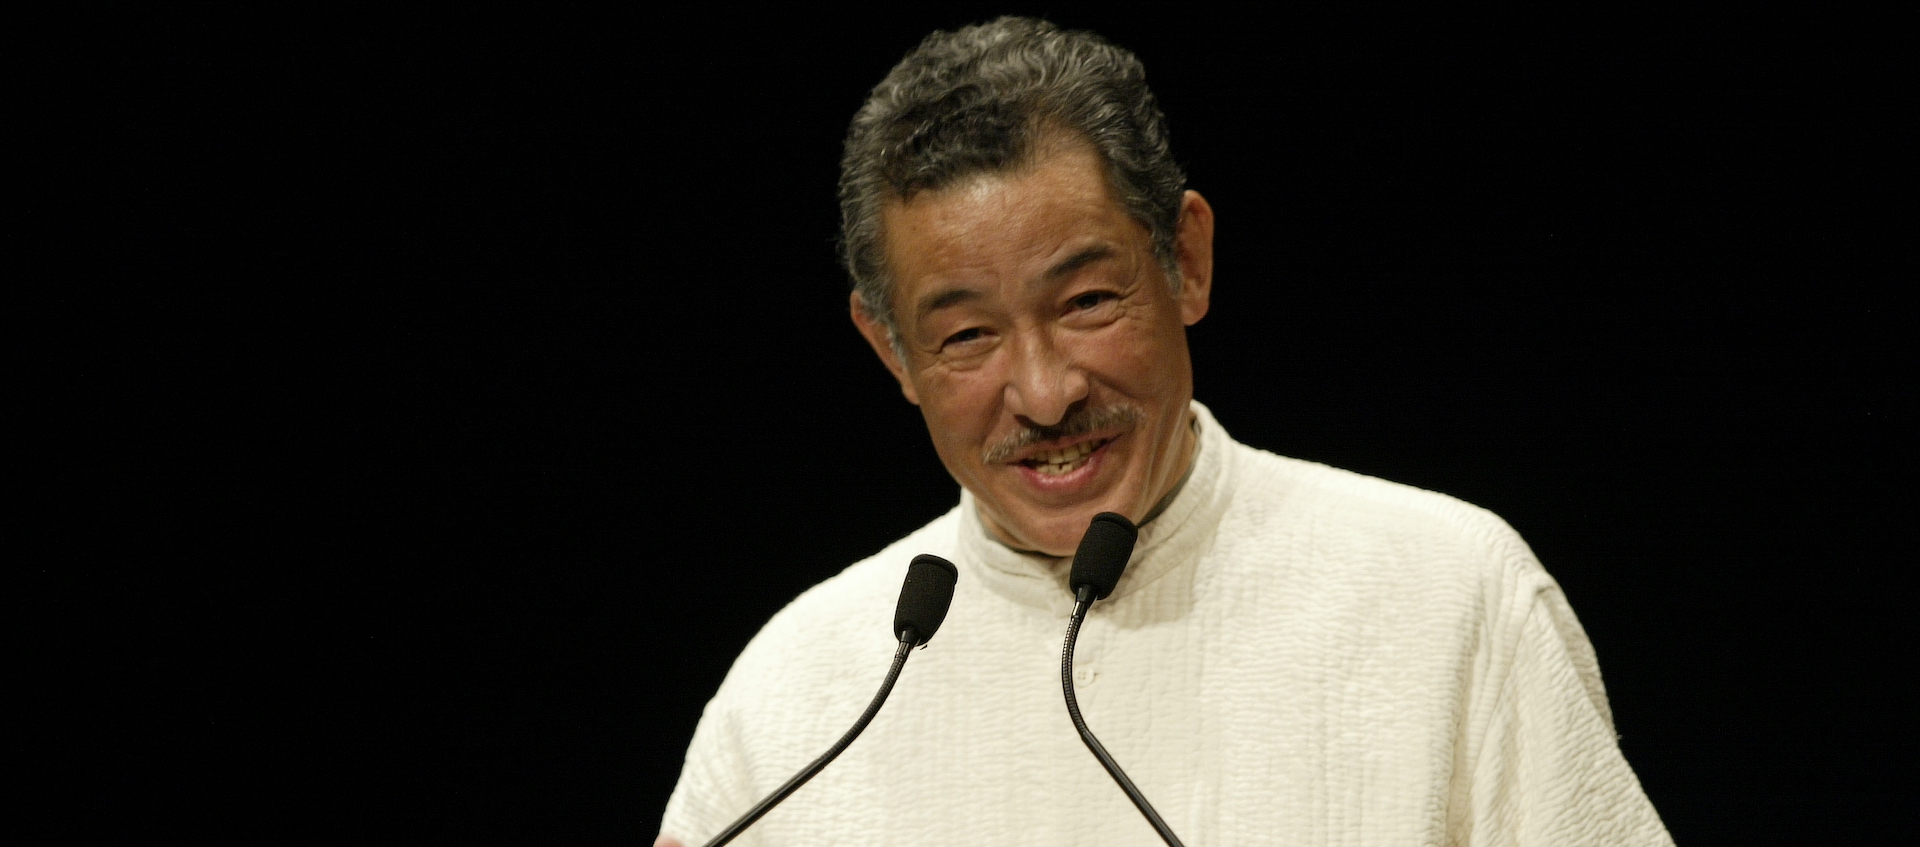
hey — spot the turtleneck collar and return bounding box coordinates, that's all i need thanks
[956,400,1237,615]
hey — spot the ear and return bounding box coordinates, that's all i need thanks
[1173,190,1215,326]
[850,291,921,405]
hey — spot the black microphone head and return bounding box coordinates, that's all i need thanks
[894,554,959,646]
[1069,512,1138,602]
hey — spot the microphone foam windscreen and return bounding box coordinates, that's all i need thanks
[894,554,959,646]
[1068,512,1138,601]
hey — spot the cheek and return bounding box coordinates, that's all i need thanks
[914,370,996,438]
[1087,317,1183,393]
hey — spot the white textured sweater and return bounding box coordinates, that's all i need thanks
[661,403,1671,845]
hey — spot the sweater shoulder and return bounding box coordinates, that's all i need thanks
[1222,439,1548,586]
[768,507,965,630]
[708,507,964,705]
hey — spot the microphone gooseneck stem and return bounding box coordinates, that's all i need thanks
[1061,591,1187,847]
[702,638,915,847]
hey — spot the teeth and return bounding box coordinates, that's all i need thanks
[1028,439,1104,475]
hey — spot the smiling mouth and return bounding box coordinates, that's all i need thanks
[1020,437,1112,476]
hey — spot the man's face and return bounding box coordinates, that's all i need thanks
[852,143,1214,557]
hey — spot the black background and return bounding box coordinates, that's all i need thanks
[16,5,1907,844]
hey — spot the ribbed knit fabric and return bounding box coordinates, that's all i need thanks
[660,402,1672,846]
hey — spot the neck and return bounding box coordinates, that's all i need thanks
[1138,420,1199,527]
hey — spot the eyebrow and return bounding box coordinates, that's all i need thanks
[1046,245,1115,280]
[913,245,1118,320]
[915,287,981,320]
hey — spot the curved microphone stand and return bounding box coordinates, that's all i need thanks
[1061,587,1187,847]
[1060,512,1187,847]
[699,553,957,847]
[701,638,914,847]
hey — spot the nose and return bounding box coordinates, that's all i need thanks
[1002,331,1089,428]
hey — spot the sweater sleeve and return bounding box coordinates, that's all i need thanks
[657,692,756,846]
[1458,579,1673,846]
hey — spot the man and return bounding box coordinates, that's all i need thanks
[659,17,1671,846]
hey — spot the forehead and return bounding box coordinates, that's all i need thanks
[878,145,1145,310]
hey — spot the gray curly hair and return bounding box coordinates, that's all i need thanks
[837,16,1188,348]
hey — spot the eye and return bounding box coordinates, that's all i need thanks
[1067,291,1118,312]
[942,327,986,348]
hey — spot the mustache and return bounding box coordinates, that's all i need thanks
[982,404,1143,465]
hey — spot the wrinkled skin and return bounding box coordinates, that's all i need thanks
[852,142,1215,557]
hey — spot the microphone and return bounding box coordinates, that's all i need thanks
[1069,511,1136,604]
[1060,512,1187,847]
[896,553,959,647]
[700,554,959,847]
